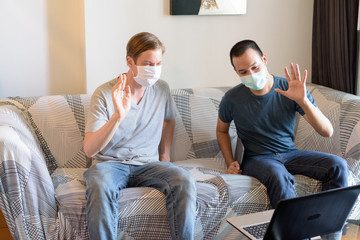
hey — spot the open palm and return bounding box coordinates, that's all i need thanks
[112,74,131,119]
[275,63,307,104]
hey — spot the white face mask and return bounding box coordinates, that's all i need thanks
[133,65,162,87]
[240,69,268,90]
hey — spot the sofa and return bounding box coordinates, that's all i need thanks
[0,83,360,240]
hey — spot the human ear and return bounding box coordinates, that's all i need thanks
[126,56,135,67]
[262,55,268,65]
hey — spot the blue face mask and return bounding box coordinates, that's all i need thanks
[240,69,268,90]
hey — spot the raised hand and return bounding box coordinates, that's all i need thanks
[275,63,307,104]
[112,74,131,120]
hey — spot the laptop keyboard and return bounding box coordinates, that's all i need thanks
[243,222,270,239]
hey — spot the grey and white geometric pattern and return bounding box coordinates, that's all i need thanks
[0,84,359,240]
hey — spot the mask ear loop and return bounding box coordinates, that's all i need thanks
[131,68,137,78]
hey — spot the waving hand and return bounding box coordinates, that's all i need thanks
[275,63,307,104]
[112,74,131,120]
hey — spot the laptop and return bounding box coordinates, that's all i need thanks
[227,184,360,240]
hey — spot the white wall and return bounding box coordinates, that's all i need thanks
[0,0,86,98]
[0,0,314,97]
[84,0,314,94]
[0,0,48,97]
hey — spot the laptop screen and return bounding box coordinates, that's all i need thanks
[264,184,360,239]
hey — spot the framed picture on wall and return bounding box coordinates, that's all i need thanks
[171,0,247,15]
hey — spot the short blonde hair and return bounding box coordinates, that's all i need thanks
[126,32,165,63]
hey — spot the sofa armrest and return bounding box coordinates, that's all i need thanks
[295,84,360,179]
[0,105,58,239]
[234,137,244,166]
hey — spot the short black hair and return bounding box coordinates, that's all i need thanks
[230,40,263,68]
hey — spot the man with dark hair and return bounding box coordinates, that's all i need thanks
[216,39,348,208]
[229,40,264,66]
[83,32,196,240]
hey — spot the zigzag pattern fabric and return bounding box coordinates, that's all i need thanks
[295,84,360,178]
[0,84,359,239]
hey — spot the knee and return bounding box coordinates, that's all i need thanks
[85,177,112,199]
[330,156,349,183]
[181,171,196,192]
[265,169,295,187]
[263,171,296,208]
[339,158,349,173]
[174,169,197,195]
[84,167,115,197]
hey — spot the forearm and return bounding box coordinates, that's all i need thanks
[299,98,334,137]
[158,119,175,162]
[83,113,122,158]
[216,130,235,168]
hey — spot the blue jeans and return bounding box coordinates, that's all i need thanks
[242,150,348,239]
[83,161,197,240]
[241,149,349,208]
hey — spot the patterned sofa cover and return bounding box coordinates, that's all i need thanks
[0,83,359,240]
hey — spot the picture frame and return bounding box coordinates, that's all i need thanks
[171,0,247,15]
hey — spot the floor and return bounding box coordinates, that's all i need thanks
[0,209,12,240]
[341,223,360,240]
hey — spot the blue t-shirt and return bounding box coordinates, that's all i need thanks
[218,76,317,157]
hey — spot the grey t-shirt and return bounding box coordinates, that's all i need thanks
[85,78,177,165]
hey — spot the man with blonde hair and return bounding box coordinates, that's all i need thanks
[83,32,196,240]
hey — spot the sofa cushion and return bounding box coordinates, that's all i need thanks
[8,95,92,171]
[51,158,272,239]
[52,157,350,239]
[170,88,237,162]
[52,168,170,239]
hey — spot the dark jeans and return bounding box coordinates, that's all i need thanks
[242,149,349,208]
